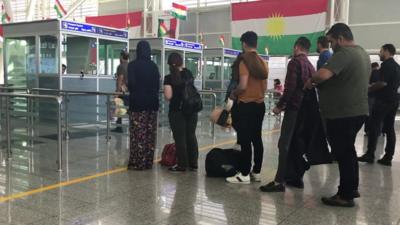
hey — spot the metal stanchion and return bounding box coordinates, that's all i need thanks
[5,96,11,159]
[57,96,63,172]
[211,93,217,138]
[106,95,111,142]
[64,93,70,140]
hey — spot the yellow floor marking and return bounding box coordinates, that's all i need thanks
[0,128,280,203]
[0,167,127,203]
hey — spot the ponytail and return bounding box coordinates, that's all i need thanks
[167,52,184,85]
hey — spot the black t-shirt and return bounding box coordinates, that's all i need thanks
[163,69,194,112]
[375,58,400,103]
[369,69,380,98]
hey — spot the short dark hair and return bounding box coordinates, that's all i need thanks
[317,36,329,48]
[240,31,258,48]
[294,37,311,52]
[382,44,396,56]
[326,23,354,41]
[371,62,379,69]
[120,50,129,60]
[274,79,281,85]
[62,64,67,68]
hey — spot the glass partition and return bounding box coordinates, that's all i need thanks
[203,56,222,90]
[5,37,36,88]
[185,52,202,90]
[40,35,58,75]
[62,34,97,75]
[223,57,235,89]
[98,40,126,76]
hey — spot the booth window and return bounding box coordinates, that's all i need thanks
[40,35,58,74]
[98,40,126,76]
[185,52,202,89]
[5,37,36,88]
[62,34,97,75]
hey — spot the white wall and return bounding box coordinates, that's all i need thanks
[98,0,143,15]
[179,7,231,48]
[349,0,400,51]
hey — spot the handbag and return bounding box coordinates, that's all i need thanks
[160,143,177,166]
[216,109,231,127]
[210,107,231,127]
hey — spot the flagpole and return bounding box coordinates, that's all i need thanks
[176,19,180,39]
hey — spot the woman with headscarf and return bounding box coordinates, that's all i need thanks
[127,41,160,170]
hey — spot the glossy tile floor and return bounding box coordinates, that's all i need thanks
[0,114,399,225]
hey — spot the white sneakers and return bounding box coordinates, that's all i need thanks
[250,172,261,182]
[226,172,250,184]
[226,172,261,184]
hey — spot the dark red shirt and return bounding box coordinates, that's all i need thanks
[277,54,316,110]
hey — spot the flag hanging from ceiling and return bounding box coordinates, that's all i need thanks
[54,0,67,18]
[219,35,225,47]
[231,0,327,55]
[170,3,187,20]
[1,5,11,23]
[158,19,168,37]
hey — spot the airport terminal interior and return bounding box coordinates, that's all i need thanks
[0,0,400,224]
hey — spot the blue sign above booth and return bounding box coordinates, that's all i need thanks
[61,21,128,39]
[224,48,269,61]
[164,38,202,51]
[224,49,241,56]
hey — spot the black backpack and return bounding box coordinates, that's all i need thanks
[180,76,203,115]
[205,148,240,177]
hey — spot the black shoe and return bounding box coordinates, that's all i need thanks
[330,153,337,162]
[259,181,285,192]
[377,157,392,166]
[111,127,123,133]
[357,154,374,163]
[168,165,186,172]
[286,180,304,189]
[321,195,355,207]
[189,166,198,171]
[353,190,361,198]
[127,164,145,170]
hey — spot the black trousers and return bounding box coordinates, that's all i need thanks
[326,115,366,200]
[367,100,399,159]
[230,101,240,144]
[236,102,265,176]
[169,111,199,168]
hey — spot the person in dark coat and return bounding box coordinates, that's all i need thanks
[127,40,160,170]
[284,89,331,183]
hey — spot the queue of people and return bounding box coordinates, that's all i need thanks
[114,22,400,209]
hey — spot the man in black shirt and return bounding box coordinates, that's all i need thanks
[364,62,380,135]
[358,44,400,166]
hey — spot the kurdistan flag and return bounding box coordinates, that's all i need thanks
[54,0,67,18]
[170,3,187,20]
[231,0,327,55]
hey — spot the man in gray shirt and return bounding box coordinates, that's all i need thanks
[305,23,370,207]
[112,50,129,133]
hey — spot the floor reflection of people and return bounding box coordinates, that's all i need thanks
[112,133,125,166]
[169,177,198,224]
[360,136,393,224]
[204,178,261,225]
